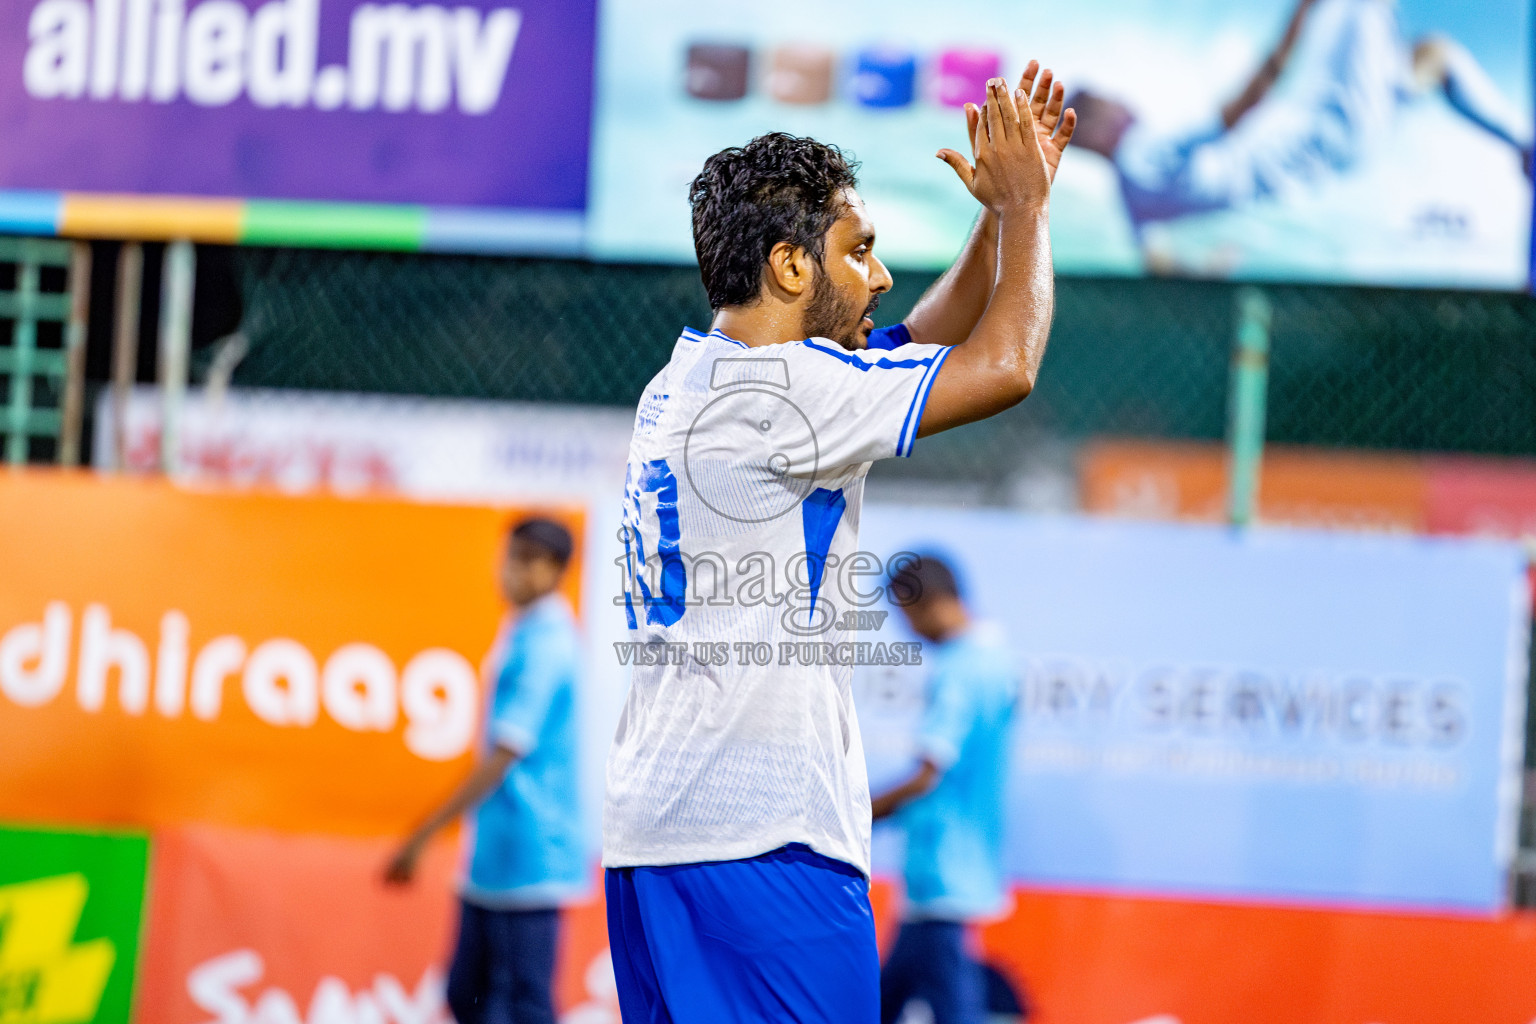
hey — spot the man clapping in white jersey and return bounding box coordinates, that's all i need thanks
[603,64,1076,1024]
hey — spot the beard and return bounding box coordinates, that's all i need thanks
[801,268,878,350]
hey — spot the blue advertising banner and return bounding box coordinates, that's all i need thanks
[589,0,1533,288]
[856,509,1530,911]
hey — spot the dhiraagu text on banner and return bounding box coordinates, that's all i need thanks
[0,473,583,836]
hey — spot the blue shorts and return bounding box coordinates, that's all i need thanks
[604,844,879,1024]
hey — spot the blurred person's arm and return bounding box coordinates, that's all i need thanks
[1221,0,1318,128]
[384,745,519,884]
[383,620,566,885]
[871,759,943,820]
[874,650,973,822]
[904,64,1069,350]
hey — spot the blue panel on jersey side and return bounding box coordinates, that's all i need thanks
[636,459,688,627]
[865,323,912,350]
[621,530,639,630]
[621,463,641,628]
[800,488,847,616]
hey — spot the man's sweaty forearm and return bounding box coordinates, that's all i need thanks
[989,204,1055,391]
[915,202,1053,437]
[904,211,998,348]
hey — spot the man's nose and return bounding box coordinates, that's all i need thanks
[871,255,893,294]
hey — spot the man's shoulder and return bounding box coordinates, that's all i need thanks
[680,330,941,379]
[635,328,748,405]
[790,335,942,368]
[733,338,946,411]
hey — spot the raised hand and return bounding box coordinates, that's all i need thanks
[1018,61,1076,183]
[938,63,1076,210]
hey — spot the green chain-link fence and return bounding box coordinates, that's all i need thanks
[228,247,1536,489]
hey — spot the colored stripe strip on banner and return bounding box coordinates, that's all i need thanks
[422,208,586,255]
[0,191,63,235]
[243,201,427,251]
[59,195,244,244]
[0,192,587,254]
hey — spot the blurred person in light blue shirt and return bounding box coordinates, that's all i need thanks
[872,555,1019,1024]
[386,517,584,1024]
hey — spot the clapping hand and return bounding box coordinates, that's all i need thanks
[938,61,1076,212]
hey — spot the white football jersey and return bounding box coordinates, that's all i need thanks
[603,326,952,876]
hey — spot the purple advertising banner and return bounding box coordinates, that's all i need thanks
[0,0,594,211]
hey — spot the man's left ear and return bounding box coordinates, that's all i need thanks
[767,241,815,298]
[788,246,819,295]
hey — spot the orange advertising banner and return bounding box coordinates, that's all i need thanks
[1080,439,1427,532]
[977,888,1536,1024]
[136,826,461,1024]
[0,471,582,837]
[1426,456,1536,540]
[137,825,621,1024]
[135,849,1536,1024]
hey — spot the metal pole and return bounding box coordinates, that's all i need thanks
[1227,287,1272,527]
[111,242,143,472]
[59,242,92,467]
[158,240,195,476]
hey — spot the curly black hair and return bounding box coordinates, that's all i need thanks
[689,133,861,311]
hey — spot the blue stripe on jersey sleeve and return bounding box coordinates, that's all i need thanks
[707,329,749,349]
[802,337,936,371]
[865,323,912,351]
[897,346,953,456]
[681,326,748,349]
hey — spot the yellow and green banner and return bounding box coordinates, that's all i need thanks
[0,826,148,1024]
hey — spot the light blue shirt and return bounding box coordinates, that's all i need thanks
[899,622,1018,920]
[463,593,587,908]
